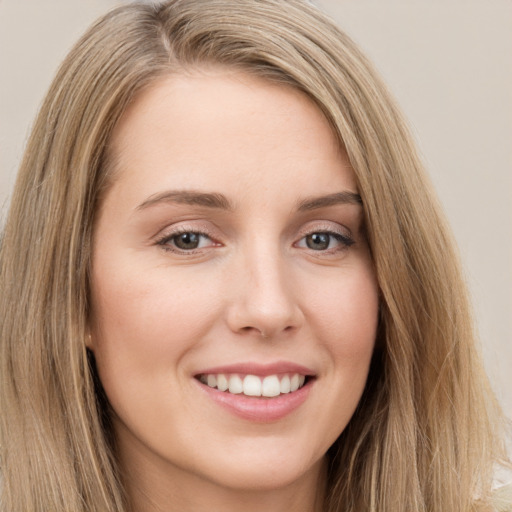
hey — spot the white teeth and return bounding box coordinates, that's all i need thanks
[290,374,300,392]
[262,375,281,397]
[243,375,262,396]
[228,375,243,394]
[200,372,308,397]
[280,374,291,394]
[217,373,228,391]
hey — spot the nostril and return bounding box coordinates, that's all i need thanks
[240,326,263,335]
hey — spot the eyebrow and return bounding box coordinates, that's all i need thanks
[296,191,362,211]
[136,190,234,211]
[136,189,362,212]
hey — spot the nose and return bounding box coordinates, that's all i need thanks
[226,246,304,339]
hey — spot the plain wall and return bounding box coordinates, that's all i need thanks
[1,0,511,417]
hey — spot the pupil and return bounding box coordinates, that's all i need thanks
[175,232,199,250]
[307,233,329,250]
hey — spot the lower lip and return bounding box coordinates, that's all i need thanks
[196,379,313,422]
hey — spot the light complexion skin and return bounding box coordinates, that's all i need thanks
[88,69,379,512]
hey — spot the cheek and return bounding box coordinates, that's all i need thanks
[304,262,379,394]
[88,264,225,440]
[91,259,219,343]
[88,260,223,396]
[288,264,378,453]
[309,265,379,349]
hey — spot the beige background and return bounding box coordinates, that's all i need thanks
[0,1,511,417]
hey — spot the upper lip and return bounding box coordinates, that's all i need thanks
[194,361,316,377]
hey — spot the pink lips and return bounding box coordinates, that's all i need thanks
[195,361,315,377]
[194,361,315,422]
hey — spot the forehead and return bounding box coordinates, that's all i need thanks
[105,69,357,206]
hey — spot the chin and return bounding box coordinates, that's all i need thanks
[186,443,326,492]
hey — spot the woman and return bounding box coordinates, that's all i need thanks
[0,0,509,511]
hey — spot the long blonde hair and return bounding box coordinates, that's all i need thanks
[0,1,508,510]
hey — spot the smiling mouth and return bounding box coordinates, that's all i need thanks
[196,373,310,398]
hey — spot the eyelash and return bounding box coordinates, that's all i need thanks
[155,227,355,255]
[296,230,355,253]
[156,227,217,253]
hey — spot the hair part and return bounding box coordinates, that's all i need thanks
[0,1,508,511]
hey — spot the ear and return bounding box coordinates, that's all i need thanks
[85,332,95,350]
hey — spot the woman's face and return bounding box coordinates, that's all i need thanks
[89,70,379,496]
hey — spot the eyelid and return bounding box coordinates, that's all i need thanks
[154,223,221,253]
[294,222,355,252]
[153,220,355,255]
[296,221,353,240]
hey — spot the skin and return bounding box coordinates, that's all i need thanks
[88,68,379,512]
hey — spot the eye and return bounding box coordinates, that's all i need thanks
[296,231,354,252]
[157,230,216,252]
